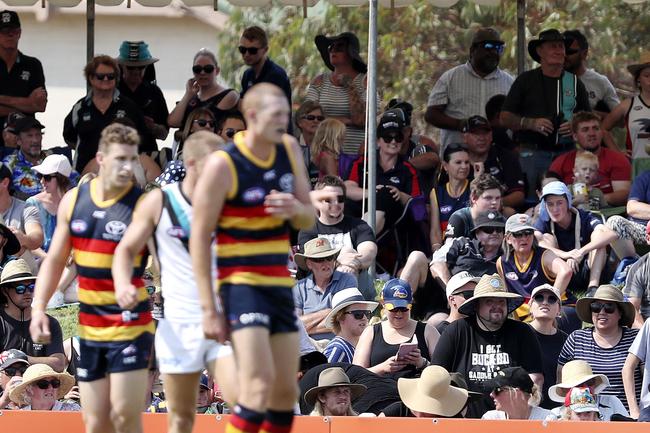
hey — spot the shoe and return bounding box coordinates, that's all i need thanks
[47,291,65,309]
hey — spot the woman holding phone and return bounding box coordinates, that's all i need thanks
[353,279,439,378]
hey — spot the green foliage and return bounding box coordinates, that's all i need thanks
[216,0,650,127]
[47,304,79,341]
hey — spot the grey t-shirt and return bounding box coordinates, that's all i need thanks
[623,255,650,320]
[580,68,620,112]
[629,318,650,410]
[1,197,40,273]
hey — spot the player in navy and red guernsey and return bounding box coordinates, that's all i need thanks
[30,123,154,433]
[191,83,315,433]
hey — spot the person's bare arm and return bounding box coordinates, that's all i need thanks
[299,309,331,335]
[501,191,525,209]
[355,241,377,270]
[500,111,553,134]
[113,190,161,309]
[320,152,338,177]
[168,78,199,128]
[430,261,451,284]
[0,87,47,115]
[190,152,231,343]
[530,373,544,392]
[556,364,563,383]
[15,221,44,251]
[27,353,66,372]
[138,154,162,183]
[628,200,650,221]
[630,297,645,329]
[347,75,366,127]
[344,180,365,201]
[605,180,631,207]
[281,138,316,230]
[535,231,568,259]
[424,105,464,131]
[352,324,374,368]
[623,352,642,419]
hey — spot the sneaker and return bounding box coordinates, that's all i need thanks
[47,291,65,309]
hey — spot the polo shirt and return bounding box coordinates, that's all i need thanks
[628,171,650,224]
[241,58,292,104]
[63,90,152,172]
[427,62,514,148]
[348,154,421,197]
[2,150,44,200]
[533,208,602,251]
[549,148,631,194]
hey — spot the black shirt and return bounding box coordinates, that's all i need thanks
[532,327,568,409]
[502,68,591,151]
[469,146,525,196]
[0,51,46,147]
[241,58,292,105]
[444,207,473,239]
[444,237,501,276]
[431,316,543,418]
[0,309,64,357]
[63,90,153,172]
[297,215,375,252]
[118,80,169,150]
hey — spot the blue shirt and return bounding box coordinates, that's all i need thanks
[533,208,602,251]
[324,336,356,363]
[629,171,650,224]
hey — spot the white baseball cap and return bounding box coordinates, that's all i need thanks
[32,154,72,177]
[445,271,480,298]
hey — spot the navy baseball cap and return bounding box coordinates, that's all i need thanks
[381,279,412,310]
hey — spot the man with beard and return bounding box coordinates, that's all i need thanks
[430,274,543,418]
[549,111,631,206]
[563,30,619,116]
[3,117,47,200]
[501,29,591,198]
[425,28,513,149]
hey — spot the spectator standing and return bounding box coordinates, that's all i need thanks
[0,11,47,148]
[425,27,513,149]
[304,367,366,416]
[9,363,79,411]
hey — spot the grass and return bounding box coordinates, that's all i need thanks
[47,304,79,340]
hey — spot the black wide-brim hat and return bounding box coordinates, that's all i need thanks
[315,32,367,74]
[527,29,569,63]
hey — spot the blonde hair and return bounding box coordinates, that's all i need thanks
[98,123,140,153]
[310,118,345,160]
[574,151,599,168]
[182,131,224,164]
[241,83,286,116]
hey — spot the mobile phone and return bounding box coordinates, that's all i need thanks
[396,343,418,361]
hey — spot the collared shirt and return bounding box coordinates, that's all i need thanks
[241,58,292,105]
[427,62,514,148]
[293,270,357,315]
[3,150,43,200]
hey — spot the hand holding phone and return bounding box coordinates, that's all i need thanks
[396,342,418,361]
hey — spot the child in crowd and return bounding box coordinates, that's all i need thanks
[525,171,561,221]
[569,151,606,211]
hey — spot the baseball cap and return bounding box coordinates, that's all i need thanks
[377,109,406,136]
[381,278,412,310]
[564,386,600,414]
[445,271,480,298]
[471,27,503,45]
[505,213,536,234]
[13,117,44,135]
[484,367,533,395]
[0,349,29,371]
[32,154,72,177]
[0,11,20,30]
[3,112,26,133]
[471,211,505,233]
[462,115,491,133]
[199,373,210,390]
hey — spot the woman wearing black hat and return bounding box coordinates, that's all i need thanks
[306,32,374,176]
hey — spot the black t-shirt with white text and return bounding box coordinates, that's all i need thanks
[0,310,64,357]
[298,216,376,252]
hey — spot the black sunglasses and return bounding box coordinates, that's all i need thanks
[94,72,116,81]
[2,365,27,377]
[193,119,215,128]
[389,307,409,313]
[478,226,504,235]
[478,42,505,55]
[590,301,617,314]
[310,255,337,263]
[512,230,534,238]
[36,379,61,390]
[533,293,559,305]
[380,133,404,143]
[192,64,216,74]
[344,310,372,320]
[224,128,243,139]
[302,115,325,122]
[454,290,474,299]
[238,46,260,55]
[324,195,346,205]
[39,174,54,182]
[12,283,35,295]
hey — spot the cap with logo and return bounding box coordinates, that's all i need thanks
[462,116,492,134]
[0,11,20,30]
[445,271,480,298]
[377,109,406,136]
[471,211,505,233]
[381,278,412,310]
[0,349,29,371]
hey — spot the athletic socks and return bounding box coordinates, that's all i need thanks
[225,405,264,433]
[259,409,294,433]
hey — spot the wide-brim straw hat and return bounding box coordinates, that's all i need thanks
[458,274,523,316]
[9,364,75,405]
[0,258,36,286]
[627,51,650,77]
[548,360,609,403]
[397,365,469,417]
[324,287,378,329]
[304,367,366,406]
[575,284,635,327]
[294,237,341,271]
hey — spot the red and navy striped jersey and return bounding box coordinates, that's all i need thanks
[68,179,153,342]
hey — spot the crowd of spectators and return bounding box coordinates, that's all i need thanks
[3,8,650,425]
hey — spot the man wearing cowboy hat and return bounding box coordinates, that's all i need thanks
[117,41,169,144]
[501,29,591,198]
[304,366,366,416]
[425,27,514,149]
[431,273,543,418]
[293,237,357,339]
[0,259,64,372]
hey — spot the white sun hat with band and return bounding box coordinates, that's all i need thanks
[324,288,378,329]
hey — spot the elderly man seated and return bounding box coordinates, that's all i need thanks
[304,367,367,416]
[293,238,357,340]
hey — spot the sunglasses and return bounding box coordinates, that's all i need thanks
[36,379,61,390]
[380,133,404,143]
[38,174,54,182]
[512,230,534,238]
[2,365,27,377]
[12,283,35,295]
[238,46,260,55]
[454,290,474,299]
[126,65,146,71]
[193,119,215,128]
[478,227,504,235]
[388,307,409,313]
[94,72,116,81]
[324,195,346,205]
[493,386,514,395]
[533,293,559,305]
[302,115,325,122]
[328,42,347,53]
[590,301,617,314]
[344,310,372,320]
[478,42,505,55]
[192,64,216,74]
[310,255,337,263]
[146,285,156,296]
[224,128,243,139]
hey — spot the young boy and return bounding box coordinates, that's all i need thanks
[570,151,606,211]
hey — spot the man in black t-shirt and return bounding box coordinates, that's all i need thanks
[431,274,543,418]
[0,259,64,372]
[501,29,591,198]
[0,11,47,149]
